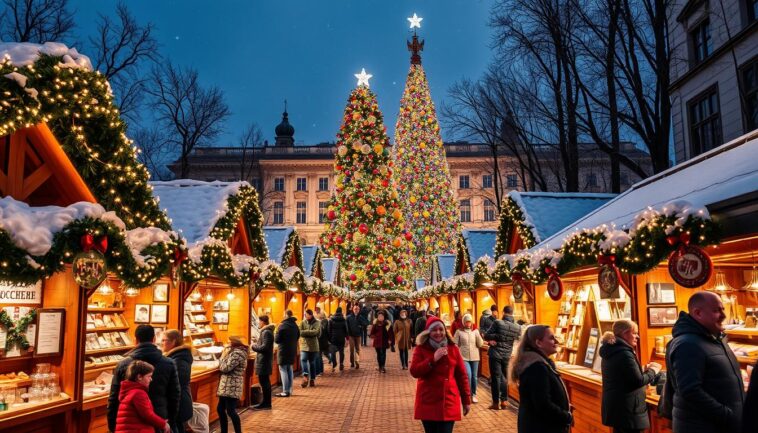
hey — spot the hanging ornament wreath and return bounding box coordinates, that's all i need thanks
[0,309,37,351]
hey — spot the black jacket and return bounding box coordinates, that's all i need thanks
[275,317,300,366]
[599,338,656,429]
[484,317,521,360]
[515,350,572,433]
[667,312,744,433]
[413,315,427,338]
[346,313,362,337]
[479,312,495,335]
[328,313,349,347]
[107,343,181,432]
[167,346,194,425]
[743,366,758,433]
[252,324,275,376]
[318,318,330,353]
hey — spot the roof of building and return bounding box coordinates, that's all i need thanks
[509,192,616,243]
[532,132,758,251]
[462,229,498,264]
[263,226,296,265]
[302,245,318,277]
[321,257,339,283]
[436,254,457,281]
[151,180,246,245]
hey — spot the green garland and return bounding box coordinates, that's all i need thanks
[0,217,178,287]
[0,53,170,230]
[0,309,37,350]
[280,230,304,269]
[495,195,538,256]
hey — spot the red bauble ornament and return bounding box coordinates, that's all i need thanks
[350,274,357,281]
[327,210,336,220]
[381,180,389,187]
[335,236,344,244]
[404,232,412,241]
[359,223,369,234]
[395,276,404,283]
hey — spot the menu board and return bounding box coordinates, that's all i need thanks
[35,309,65,356]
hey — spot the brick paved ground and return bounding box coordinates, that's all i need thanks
[223,346,518,433]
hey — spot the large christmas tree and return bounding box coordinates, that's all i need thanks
[320,71,413,291]
[393,22,460,279]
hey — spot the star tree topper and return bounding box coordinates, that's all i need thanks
[408,13,423,29]
[355,68,373,87]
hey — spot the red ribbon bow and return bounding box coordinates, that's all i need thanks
[666,233,691,255]
[511,272,523,282]
[173,248,188,265]
[597,254,616,266]
[81,234,108,254]
[544,267,557,276]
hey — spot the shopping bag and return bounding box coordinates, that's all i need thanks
[187,402,210,433]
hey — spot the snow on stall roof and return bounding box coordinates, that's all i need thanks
[150,180,245,245]
[0,196,124,256]
[436,254,457,280]
[263,226,295,265]
[509,191,616,243]
[0,42,92,70]
[462,229,497,264]
[321,258,339,283]
[302,245,318,277]
[533,132,758,251]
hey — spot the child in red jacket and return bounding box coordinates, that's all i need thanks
[115,360,171,433]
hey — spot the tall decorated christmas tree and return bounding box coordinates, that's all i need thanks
[320,69,414,291]
[393,14,460,279]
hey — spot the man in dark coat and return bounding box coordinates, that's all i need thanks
[251,315,275,409]
[413,309,428,342]
[162,330,193,433]
[346,304,363,369]
[274,310,300,397]
[107,325,180,433]
[743,366,758,433]
[359,306,370,346]
[328,307,349,370]
[599,323,661,433]
[479,304,498,335]
[666,292,744,433]
[484,305,520,410]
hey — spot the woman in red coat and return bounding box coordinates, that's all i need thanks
[370,310,394,373]
[115,360,171,433]
[410,316,472,433]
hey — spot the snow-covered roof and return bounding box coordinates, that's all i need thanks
[263,226,295,265]
[0,197,123,256]
[534,132,758,251]
[509,191,615,243]
[0,42,92,70]
[321,258,339,283]
[436,254,457,281]
[150,180,245,245]
[302,245,318,277]
[462,229,497,264]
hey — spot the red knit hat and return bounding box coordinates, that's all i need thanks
[425,315,445,331]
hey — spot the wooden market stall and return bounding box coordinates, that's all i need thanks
[519,132,758,433]
[151,180,268,416]
[0,42,179,433]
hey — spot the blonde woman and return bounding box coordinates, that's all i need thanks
[161,329,193,433]
[510,325,572,433]
[453,314,485,403]
[599,319,661,433]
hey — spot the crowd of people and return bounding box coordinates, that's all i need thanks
[103,291,758,433]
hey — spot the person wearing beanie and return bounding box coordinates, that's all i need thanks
[410,316,471,432]
[328,306,349,371]
[453,313,485,403]
[217,336,249,433]
[370,310,395,373]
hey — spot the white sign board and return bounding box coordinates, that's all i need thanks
[0,281,42,305]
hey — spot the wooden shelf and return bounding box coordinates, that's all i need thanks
[87,308,124,313]
[190,331,215,336]
[86,326,129,332]
[84,360,120,371]
[190,320,210,324]
[193,342,213,348]
[85,346,134,356]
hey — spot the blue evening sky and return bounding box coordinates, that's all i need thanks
[68,0,494,145]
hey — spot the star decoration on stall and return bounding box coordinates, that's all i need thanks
[408,13,423,29]
[355,68,373,87]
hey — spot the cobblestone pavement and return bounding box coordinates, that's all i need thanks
[225,346,518,432]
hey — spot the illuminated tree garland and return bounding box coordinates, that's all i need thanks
[392,64,460,279]
[0,54,170,230]
[494,195,538,256]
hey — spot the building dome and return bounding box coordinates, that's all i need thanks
[275,110,295,138]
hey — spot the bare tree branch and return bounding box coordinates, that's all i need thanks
[0,0,75,43]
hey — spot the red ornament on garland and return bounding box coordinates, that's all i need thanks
[359,223,369,234]
[545,267,563,301]
[667,233,712,288]
[597,255,623,299]
[327,210,336,221]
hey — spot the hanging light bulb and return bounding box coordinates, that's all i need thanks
[204,290,214,302]
[124,287,140,297]
[270,296,277,303]
[743,269,758,292]
[190,290,202,301]
[708,272,735,293]
[226,290,235,301]
[97,281,113,295]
